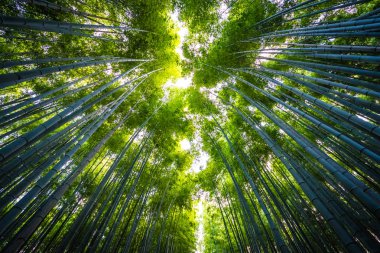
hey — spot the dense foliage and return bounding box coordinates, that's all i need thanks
[0,0,379,252]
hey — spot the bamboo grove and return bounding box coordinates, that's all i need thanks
[0,0,379,252]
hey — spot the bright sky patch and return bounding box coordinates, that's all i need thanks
[170,10,189,60]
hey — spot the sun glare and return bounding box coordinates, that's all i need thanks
[166,75,193,89]
[180,139,191,150]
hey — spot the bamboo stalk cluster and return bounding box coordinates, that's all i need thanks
[202,1,380,252]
